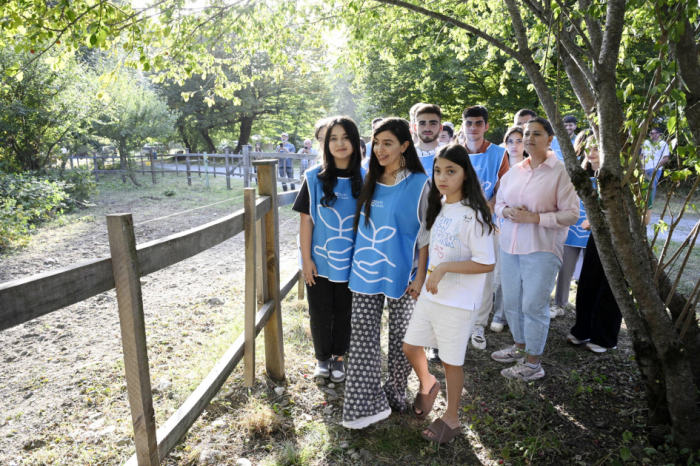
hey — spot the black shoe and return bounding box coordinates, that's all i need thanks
[426,347,441,363]
[313,359,331,378]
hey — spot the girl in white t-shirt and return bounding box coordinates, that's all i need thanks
[403,143,496,444]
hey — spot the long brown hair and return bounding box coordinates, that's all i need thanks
[318,116,363,207]
[353,118,426,230]
[426,144,495,234]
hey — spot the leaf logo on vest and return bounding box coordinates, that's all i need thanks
[314,205,355,271]
[352,214,397,283]
[480,180,492,194]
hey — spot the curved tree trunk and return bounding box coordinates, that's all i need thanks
[199,129,216,153]
[235,116,254,154]
[119,140,141,187]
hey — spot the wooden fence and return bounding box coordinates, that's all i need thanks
[70,148,317,189]
[0,160,305,466]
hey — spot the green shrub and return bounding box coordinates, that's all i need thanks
[0,169,98,250]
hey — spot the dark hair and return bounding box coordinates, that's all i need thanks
[360,139,367,158]
[514,109,537,120]
[318,116,363,207]
[525,117,554,136]
[314,118,330,141]
[415,104,442,120]
[426,144,495,234]
[462,105,489,124]
[372,117,383,126]
[563,115,578,124]
[441,126,454,138]
[503,125,529,159]
[650,127,663,135]
[354,117,426,230]
[254,142,262,151]
[575,128,597,175]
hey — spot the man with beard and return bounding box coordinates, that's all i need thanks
[413,103,443,178]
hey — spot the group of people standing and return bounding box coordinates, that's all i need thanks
[288,103,666,443]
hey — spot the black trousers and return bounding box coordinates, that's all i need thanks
[306,275,352,360]
[571,234,623,348]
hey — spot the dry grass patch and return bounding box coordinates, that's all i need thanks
[237,398,283,437]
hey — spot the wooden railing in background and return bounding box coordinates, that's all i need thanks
[0,161,304,465]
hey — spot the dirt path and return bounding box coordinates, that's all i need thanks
[0,175,301,465]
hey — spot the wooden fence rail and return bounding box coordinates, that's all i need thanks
[69,148,317,190]
[0,160,303,466]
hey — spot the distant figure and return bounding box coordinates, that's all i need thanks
[298,139,317,178]
[438,125,454,146]
[363,117,384,170]
[276,132,296,191]
[642,127,670,225]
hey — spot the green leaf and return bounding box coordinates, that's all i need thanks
[620,447,632,461]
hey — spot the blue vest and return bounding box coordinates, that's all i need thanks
[565,177,595,248]
[417,149,436,178]
[349,172,429,299]
[304,165,363,282]
[468,144,506,200]
[550,136,564,162]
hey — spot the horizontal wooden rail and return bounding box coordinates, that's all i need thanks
[0,197,271,332]
[280,271,300,301]
[125,299,277,466]
[278,189,300,208]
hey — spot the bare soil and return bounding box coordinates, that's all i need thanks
[0,173,693,466]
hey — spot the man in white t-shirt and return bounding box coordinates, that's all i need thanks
[642,128,670,225]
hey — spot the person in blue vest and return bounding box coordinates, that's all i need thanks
[566,130,622,353]
[462,105,509,351]
[549,115,578,162]
[413,103,443,178]
[550,128,593,319]
[342,117,430,429]
[292,117,365,383]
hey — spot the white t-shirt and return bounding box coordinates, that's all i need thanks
[422,201,495,310]
[642,140,669,170]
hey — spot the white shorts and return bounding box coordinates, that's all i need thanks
[403,296,476,366]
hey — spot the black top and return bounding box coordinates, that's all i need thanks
[292,167,354,216]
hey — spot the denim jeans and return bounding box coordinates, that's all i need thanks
[279,158,294,191]
[500,249,561,356]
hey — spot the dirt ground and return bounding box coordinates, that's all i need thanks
[0,173,695,466]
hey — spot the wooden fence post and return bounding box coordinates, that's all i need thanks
[197,155,201,177]
[225,149,231,190]
[185,149,191,186]
[141,153,145,175]
[93,155,99,182]
[203,153,209,188]
[244,188,257,387]
[256,216,268,308]
[150,152,157,185]
[120,155,126,184]
[106,214,159,466]
[243,146,251,188]
[69,156,74,170]
[298,271,305,300]
[254,160,285,381]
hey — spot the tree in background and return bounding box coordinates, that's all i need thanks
[93,72,178,185]
[0,47,101,171]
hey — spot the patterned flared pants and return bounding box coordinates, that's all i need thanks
[342,292,415,423]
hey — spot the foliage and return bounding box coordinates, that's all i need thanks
[0,45,101,171]
[0,169,97,249]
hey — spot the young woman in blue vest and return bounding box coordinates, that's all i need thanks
[566,130,622,353]
[292,116,364,383]
[550,129,593,319]
[342,118,430,429]
[403,144,496,443]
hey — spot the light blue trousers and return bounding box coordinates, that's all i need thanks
[499,249,561,356]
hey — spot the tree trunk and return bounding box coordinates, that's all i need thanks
[119,141,141,186]
[199,129,216,153]
[178,125,194,153]
[235,116,254,154]
[672,19,700,145]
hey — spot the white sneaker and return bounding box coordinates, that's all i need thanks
[549,305,565,319]
[586,342,617,353]
[566,333,589,346]
[471,325,487,350]
[342,407,391,429]
[490,322,505,333]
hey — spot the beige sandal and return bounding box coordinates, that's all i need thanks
[421,418,462,444]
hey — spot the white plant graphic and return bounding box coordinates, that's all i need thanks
[352,213,397,283]
[314,204,355,271]
[568,204,589,239]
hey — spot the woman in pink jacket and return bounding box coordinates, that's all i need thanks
[490,117,579,381]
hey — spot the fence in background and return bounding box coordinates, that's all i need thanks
[69,148,317,189]
[0,161,305,466]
